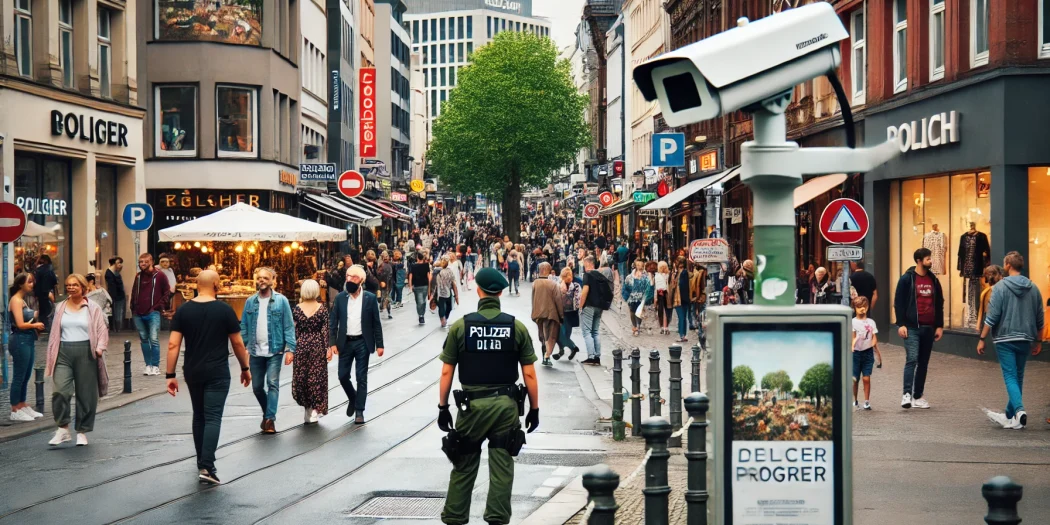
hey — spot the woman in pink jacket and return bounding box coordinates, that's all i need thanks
[45,273,109,447]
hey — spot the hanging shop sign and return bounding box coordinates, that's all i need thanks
[731,208,743,224]
[634,192,657,204]
[886,110,959,153]
[278,170,297,186]
[300,163,337,181]
[700,149,719,172]
[657,180,670,197]
[689,238,730,263]
[50,110,129,147]
[359,67,377,158]
[410,179,426,193]
[390,192,408,202]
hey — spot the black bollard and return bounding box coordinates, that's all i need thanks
[982,475,1022,525]
[690,344,701,393]
[641,417,672,525]
[582,464,620,525]
[684,393,710,525]
[612,348,626,441]
[649,349,662,417]
[668,345,683,448]
[34,366,45,414]
[631,348,642,437]
[123,340,133,394]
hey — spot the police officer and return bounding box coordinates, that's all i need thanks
[437,267,540,525]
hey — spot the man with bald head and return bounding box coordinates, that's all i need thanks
[165,270,252,485]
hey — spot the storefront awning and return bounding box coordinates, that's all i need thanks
[599,198,637,217]
[158,203,346,242]
[338,196,402,221]
[794,173,847,208]
[372,198,412,220]
[300,193,372,224]
[640,166,741,212]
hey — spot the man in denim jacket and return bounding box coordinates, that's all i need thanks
[240,267,296,434]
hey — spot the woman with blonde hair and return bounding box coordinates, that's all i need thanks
[45,274,109,446]
[292,279,330,423]
[654,261,672,334]
[554,267,582,360]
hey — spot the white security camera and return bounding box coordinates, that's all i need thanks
[633,3,848,127]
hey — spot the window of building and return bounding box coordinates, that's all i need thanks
[487,16,492,38]
[156,86,197,156]
[413,20,419,43]
[431,19,437,42]
[440,89,446,103]
[96,165,118,268]
[502,19,506,31]
[431,67,437,86]
[467,42,473,57]
[850,8,866,105]
[458,17,464,40]
[98,7,112,98]
[893,0,907,93]
[440,67,446,86]
[449,17,455,40]
[423,18,428,42]
[15,0,31,78]
[217,86,257,157]
[515,21,520,32]
[450,66,455,85]
[57,0,74,87]
[930,0,945,81]
[971,0,989,67]
[440,17,446,40]
[1040,0,1050,58]
[458,42,464,62]
[1029,168,1050,311]
[467,16,473,38]
[440,45,445,63]
[431,90,437,117]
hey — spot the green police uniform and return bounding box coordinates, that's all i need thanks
[439,270,537,525]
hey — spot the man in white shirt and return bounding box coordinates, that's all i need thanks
[240,268,296,434]
[329,266,385,424]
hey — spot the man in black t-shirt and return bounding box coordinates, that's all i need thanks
[850,261,878,311]
[408,251,433,325]
[165,270,251,485]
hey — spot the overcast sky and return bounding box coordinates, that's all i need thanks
[533,0,588,52]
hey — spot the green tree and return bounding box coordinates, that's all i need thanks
[760,370,793,397]
[799,363,834,408]
[427,31,590,240]
[732,365,755,401]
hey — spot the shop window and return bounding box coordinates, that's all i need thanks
[15,0,31,78]
[893,0,907,94]
[59,0,73,88]
[1040,0,1050,58]
[890,173,992,332]
[930,0,945,81]
[155,0,262,45]
[98,7,112,98]
[850,8,866,105]
[96,166,118,271]
[14,155,72,290]
[216,86,257,157]
[1029,168,1050,313]
[971,0,989,67]
[156,86,197,156]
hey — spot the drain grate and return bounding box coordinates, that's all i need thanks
[347,496,445,518]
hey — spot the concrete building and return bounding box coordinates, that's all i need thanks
[328,0,357,173]
[302,0,329,169]
[409,50,426,183]
[1,0,145,286]
[372,0,412,181]
[624,0,664,184]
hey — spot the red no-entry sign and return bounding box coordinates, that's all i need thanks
[0,202,27,243]
[337,170,365,199]
[599,192,614,207]
[819,198,869,245]
[583,203,600,218]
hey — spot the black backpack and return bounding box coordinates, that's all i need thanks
[588,271,613,310]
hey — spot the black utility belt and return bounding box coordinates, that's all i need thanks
[347,334,364,341]
[453,384,525,415]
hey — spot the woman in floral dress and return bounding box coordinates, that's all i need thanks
[292,279,330,424]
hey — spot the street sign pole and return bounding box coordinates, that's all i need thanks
[0,203,28,389]
[2,242,7,389]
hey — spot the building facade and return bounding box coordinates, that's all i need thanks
[373,0,411,180]
[1,0,145,287]
[328,0,357,173]
[302,0,329,168]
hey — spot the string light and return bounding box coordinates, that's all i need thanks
[248,246,256,254]
[194,242,201,248]
[283,246,292,254]
[235,245,244,253]
[174,242,182,249]
[291,242,299,249]
[200,246,209,254]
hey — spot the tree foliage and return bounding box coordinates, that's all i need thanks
[426,31,590,239]
[760,370,793,395]
[799,363,834,408]
[732,365,755,400]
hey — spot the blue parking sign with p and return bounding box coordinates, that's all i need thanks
[123,203,153,231]
[652,133,685,167]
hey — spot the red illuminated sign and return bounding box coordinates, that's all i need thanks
[359,68,377,158]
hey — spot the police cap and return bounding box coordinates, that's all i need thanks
[475,267,510,294]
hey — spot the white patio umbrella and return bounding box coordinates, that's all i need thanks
[158,203,346,242]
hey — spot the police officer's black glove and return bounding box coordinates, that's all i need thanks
[525,408,539,433]
[438,404,454,432]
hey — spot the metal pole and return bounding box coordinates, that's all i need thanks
[684,393,710,525]
[982,476,1022,525]
[612,348,626,441]
[840,265,850,306]
[648,349,662,417]
[668,345,683,448]
[34,366,45,414]
[582,464,620,525]
[690,344,701,393]
[123,340,132,394]
[1,242,7,390]
[631,348,642,437]
[641,417,672,525]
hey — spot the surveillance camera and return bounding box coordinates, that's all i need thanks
[633,2,848,128]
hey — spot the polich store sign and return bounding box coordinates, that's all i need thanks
[359,68,377,158]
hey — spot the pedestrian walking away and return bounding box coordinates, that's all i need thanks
[893,248,944,410]
[579,256,612,365]
[293,279,332,424]
[240,267,297,434]
[437,267,540,525]
[164,270,252,485]
[672,256,692,342]
[45,274,109,447]
[978,252,1045,430]
[436,257,461,329]
[554,267,582,361]
[105,256,126,331]
[329,265,385,424]
[130,253,171,376]
[409,251,433,325]
[33,254,58,328]
[8,273,46,422]
[530,262,564,367]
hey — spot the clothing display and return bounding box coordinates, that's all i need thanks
[922,230,947,275]
[957,229,990,329]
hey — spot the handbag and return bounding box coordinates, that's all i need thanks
[564,309,580,328]
[95,351,109,398]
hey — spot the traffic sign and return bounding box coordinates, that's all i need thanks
[583,203,600,218]
[819,198,869,244]
[652,133,685,167]
[598,191,614,207]
[0,202,27,243]
[689,238,730,263]
[299,163,337,181]
[122,203,154,232]
[410,179,425,193]
[827,245,863,261]
[337,170,366,198]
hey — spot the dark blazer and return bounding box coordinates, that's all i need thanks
[329,290,385,353]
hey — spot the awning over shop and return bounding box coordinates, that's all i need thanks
[599,198,637,217]
[793,173,847,208]
[372,198,412,220]
[300,193,372,224]
[340,196,400,221]
[640,166,741,212]
[158,203,346,242]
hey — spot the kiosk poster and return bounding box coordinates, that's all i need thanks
[157,0,263,46]
[730,331,834,525]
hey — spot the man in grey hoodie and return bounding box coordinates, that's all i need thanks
[977,251,1044,429]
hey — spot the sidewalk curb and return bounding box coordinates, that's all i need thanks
[573,360,612,420]
[0,387,167,443]
[519,474,589,525]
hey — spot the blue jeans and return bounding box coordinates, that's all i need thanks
[618,262,627,282]
[675,305,689,338]
[902,326,935,398]
[133,311,162,367]
[391,285,403,305]
[580,306,603,359]
[995,341,1030,419]
[250,354,284,420]
[438,296,453,320]
[557,318,579,351]
[413,286,429,318]
[9,331,36,405]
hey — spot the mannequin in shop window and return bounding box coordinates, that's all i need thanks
[923,223,948,276]
[958,221,991,328]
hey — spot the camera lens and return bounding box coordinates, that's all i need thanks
[663,72,703,112]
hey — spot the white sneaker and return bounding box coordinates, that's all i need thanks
[304,408,312,423]
[49,427,72,446]
[901,393,912,409]
[1014,411,1028,429]
[21,406,43,418]
[76,433,88,446]
[863,401,871,410]
[912,398,931,409]
[308,410,319,424]
[143,365,152,376]
[10,410,34,422]
[853,400,859,410]
[151,366,161,376]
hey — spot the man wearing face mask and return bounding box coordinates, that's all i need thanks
[329,265,385,424]
[893,248,944,410]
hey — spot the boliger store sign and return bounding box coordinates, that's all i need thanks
[50,110,130,147]
[886,110,958,153]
